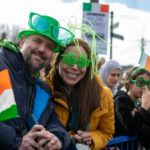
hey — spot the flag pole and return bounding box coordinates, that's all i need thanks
[139,48,144,64]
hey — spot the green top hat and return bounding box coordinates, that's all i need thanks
[18,12,74,53]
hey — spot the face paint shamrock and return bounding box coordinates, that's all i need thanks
[61,51,91,69]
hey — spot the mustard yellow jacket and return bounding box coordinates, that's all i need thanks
[46,73,115,150]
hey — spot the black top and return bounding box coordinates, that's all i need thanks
[114,90,150,148]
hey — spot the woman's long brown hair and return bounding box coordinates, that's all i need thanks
[50,38,101,130]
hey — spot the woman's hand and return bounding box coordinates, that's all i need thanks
[73,130,93,146]
[131,108,137,116]
[141,86,150,112]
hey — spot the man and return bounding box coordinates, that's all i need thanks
[0,12,74,150]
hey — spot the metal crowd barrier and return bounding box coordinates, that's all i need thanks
[103,136,148,150]
[106,136,138,150]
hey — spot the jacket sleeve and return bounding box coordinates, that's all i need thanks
[0,123,22,150]
[89,87,115,150]
[114,94,150,136]
[138,121,150,149]
[0,51,22,150]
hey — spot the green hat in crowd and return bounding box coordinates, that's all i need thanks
[18,12,74,52]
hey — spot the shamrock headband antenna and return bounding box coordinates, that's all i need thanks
[67,17,108,79]
[58,16,107,79]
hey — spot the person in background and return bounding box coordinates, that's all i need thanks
[117,72,126,90]
[0,12,74,150]
[95,56,105,74]
[118,70,129,91]
[114,67,150,149]
[97,57,105,71]
[99,60,122,96]
[46,38,115,150]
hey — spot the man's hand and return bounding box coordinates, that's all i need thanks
[19,125,46,150]
[19,125,62,150]
[38,130,62,150]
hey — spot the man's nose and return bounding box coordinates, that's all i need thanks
[39,44,46,52]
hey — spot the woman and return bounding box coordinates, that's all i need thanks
[99,60,121,96]
[114,66,150,149]
[46,38,114,150]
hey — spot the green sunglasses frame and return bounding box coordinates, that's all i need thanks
[28,12,74,45]
[29,12,53,32]
[130,77,150,89]
[61,51,91,69]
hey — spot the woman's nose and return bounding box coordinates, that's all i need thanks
[142,85,147,89]
[72,63,78,69]
[115,75,120,81]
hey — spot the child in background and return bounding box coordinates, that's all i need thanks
[114,67,150,149]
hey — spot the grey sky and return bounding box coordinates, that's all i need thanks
[0,0,150,66]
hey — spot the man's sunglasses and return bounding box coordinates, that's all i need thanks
[29,12,74,45]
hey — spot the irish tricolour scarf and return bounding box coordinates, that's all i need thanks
[0,69,18,122]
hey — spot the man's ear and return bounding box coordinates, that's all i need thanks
[20,37,25,48]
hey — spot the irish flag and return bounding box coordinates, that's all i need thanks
[0,69,18,122]
[139,49,150,71]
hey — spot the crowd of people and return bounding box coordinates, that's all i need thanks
[0,12,150,150]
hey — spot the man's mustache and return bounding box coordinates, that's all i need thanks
[32,51,46,61]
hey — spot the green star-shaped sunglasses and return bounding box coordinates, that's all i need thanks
[61,51,91,69]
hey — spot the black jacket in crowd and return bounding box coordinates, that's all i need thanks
[114,90,150,148]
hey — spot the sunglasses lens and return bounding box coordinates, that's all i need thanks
[77,59,85,69]
[53,27,73,44]
[147,81,150,89]
[136,79,145,87]
[32,15,49,32]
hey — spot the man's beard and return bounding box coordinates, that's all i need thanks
[26,54,45,74]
